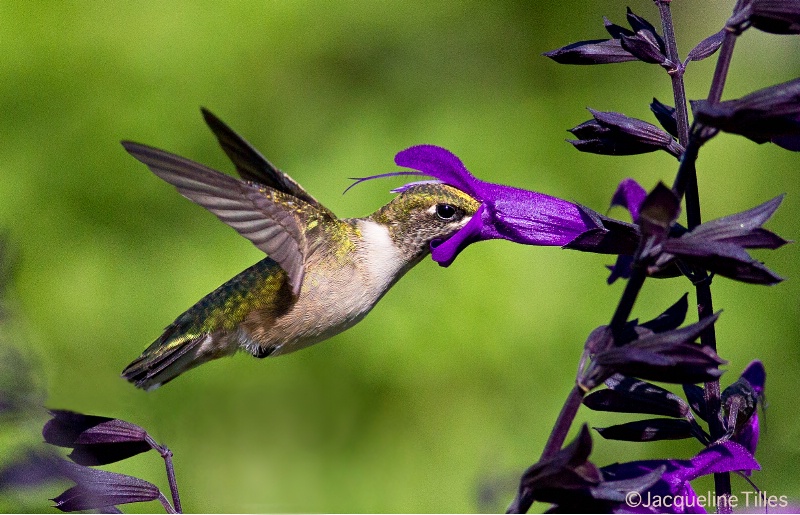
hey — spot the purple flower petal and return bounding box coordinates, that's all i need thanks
[394,145,601,266]
[611,178,648,222]
[394,145,479,195]
[430,204,485,267]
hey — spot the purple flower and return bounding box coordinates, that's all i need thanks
[601,441,760,513]
[382,145,631,266]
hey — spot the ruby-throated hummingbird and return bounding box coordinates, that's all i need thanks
[121,110,480,390]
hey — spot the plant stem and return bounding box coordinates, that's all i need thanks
[506,385,586,514]
[147,435,183,513]
[664,2,744,511]
[609,268,647,339]
[158,492,178,514]
[655,0,690,147]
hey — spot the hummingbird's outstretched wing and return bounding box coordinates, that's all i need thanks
[200,108,327,211]
[122,141,325,295]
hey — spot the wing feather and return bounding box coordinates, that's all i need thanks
[200,108,325,209]
[121,141,315,295]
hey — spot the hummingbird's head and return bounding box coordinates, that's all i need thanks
[369,183,481,262]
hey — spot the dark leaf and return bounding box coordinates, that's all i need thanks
[543,39,638,65]
[595,418,695,442]
[773,133,800,151]
[721,227,789,250]
[650,98,678,139]
[52,461,160,512]
[584,375,690,418]
[43,411,114,448]
[682,384,708,422]
[686,30,725,62]
[606,254,634,284]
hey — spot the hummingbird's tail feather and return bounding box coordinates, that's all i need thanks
[122,326,235,391]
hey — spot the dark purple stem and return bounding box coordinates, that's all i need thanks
[655,0,690,147]
[664,1,744,511]
[506,385,586,514]
[147,435,183,514]
[158,492,178,514]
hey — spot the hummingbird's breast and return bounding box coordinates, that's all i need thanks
[235,218,409,357]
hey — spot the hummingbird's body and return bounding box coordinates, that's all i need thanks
[121,110,479,390]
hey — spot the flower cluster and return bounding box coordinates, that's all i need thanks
[42,410,182,513]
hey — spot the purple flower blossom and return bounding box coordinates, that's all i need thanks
[601,441,760,514]
[386,145,614,266]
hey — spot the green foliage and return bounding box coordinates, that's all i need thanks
[1,1,798,512]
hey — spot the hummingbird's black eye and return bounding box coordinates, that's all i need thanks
[435,203,458,221]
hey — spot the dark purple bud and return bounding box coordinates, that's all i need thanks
[43,410,152,466]
[589,314,725,386]
[543,39,638,65]
[685,30,725,63]
[604,16,635,39]
[595,418,695,442]
[52,461,161,512]
[568,110,684,157]
[584,375,690,418]
[692,78,800,150]
[608,9,669,67]
[620,34,668,66]
[650,98,679,138]
[682,384,708,422]
[728,0,800,34]
[625,8,665,51]
[513,425,601,509]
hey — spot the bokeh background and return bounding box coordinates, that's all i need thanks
[1,1,798,512]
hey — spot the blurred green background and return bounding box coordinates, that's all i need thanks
[1,1,798,512]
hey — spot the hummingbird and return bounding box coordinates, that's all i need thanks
[121,109,480,390]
